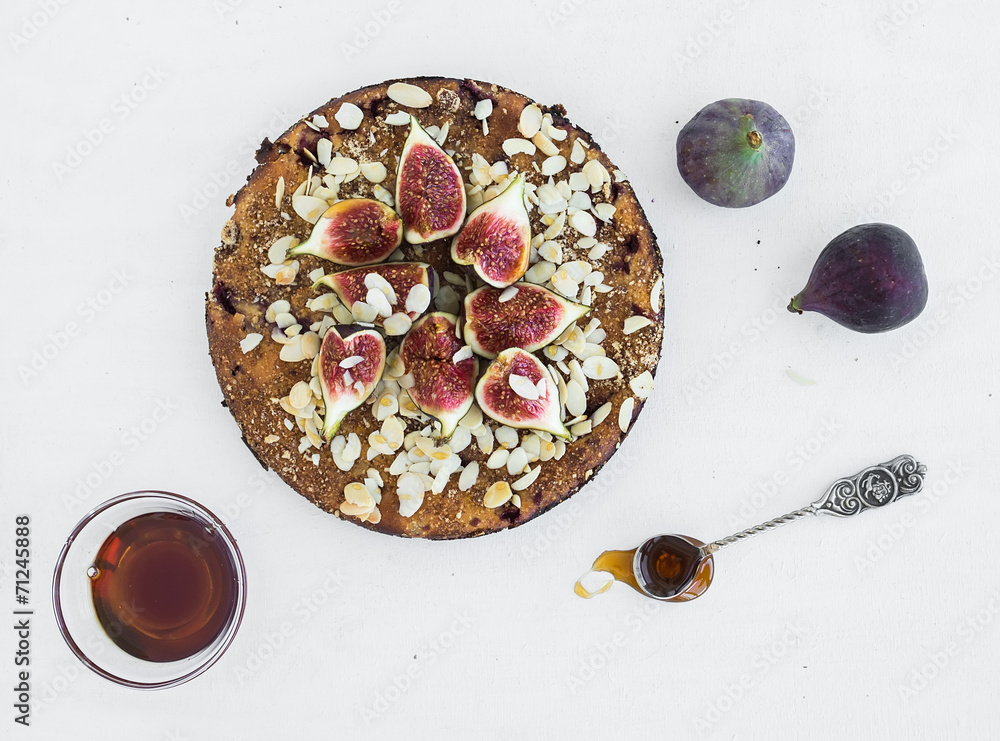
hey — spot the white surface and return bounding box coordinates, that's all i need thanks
[3,0,999,738]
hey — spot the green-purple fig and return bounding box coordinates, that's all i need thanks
[788,223,928,333]
[676,98,794,208]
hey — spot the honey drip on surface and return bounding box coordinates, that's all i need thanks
[574,535,715,602]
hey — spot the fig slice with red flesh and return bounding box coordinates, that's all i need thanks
[398,312,478,438]
[313,262,433,326]
[318,326,386,440]
[451,173,531,288]
[463,282,590,358]
[288,198,402,266]
[476,348,570,440]
[395,116,466,244]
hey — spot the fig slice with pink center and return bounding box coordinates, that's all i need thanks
[451,173,531,288]
[398,312,478,438]
[318,326,386,440]
[463,282,590,358]
[288,198,402,266]
[476,347,570,440]
[395,116,466,244]
[313,262,433,326]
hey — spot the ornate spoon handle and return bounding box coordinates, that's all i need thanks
[704,454,927,554]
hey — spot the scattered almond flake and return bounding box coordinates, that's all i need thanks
[542,212,566,241]
[542,114,567,141]
[551,274,579,299]
[398,373,415,390]
[650,277,663,313]
[613,168,628,182]
[404,283,431,315]
[311,114,328,128]
[339,355,365,369]
[497,286,520,304]
[266,299,290,322]
[570,139,587,165]
[565,378,587,417]
[315,138,333,167]
[518,104,542,138]
[569,209,597,237]
[289,381,312,409]
[568,191,592,211]
[389,452,410,476]
[571,419,593,437]
[532,130,559,157]
[282,418,294,432]
[506,447,529,476]
[334,102,363,130]
[568,172,591,192]
[483,481,513,509]
[489,161,508,183]
[385,111,410,125]
[274,312,296,329]
[475,429,494,455]
[458,461,479,491]
[435,121,450,146]
[430,466,452,494]
[238,332,263,354]
[482,118,489,136]
[364,272,397,303]
[344,481,374,508]
[279,336,306,362]
[588,242,611,260]
[303,119,319,132]
[384,312,412,336]
[451,345,473,365]
[326,156,359,176]
[525,261,557,284]
[435,285,461,314]
[630,371,655,399]
[307,268,326,284]
[396,472,427,517]
[353,380,366,395]
[351,301,379,323]
[590,402,613,428]
[342,369,354,387]
[459,405,483,429]
[618,397,636,433]
[486,448,510,470]
[360,162,387,184]
[508,373,540,401]
[539,439,557,462]
[593,203,617,223]
[502,138,536,157]
[387,82,432,108]
[474,99,493,120]
[292,194,328,224]
[372,183,394,207]
[263,434,280,445]
[494,426,519,449]
[543,344,568,362]
[274,176,285,209]
[624,316,653,335]
[583,270,604,287]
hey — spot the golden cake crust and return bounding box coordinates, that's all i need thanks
[206,76,663,539]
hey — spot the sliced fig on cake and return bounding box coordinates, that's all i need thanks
[463,283,590,358]
[313,262,433,326]
[476,348,570,440]
[395,116,466,244]
[288,198,402,266]
[318,326,386,440]
[451,173,531,288]
[398,312,478,438]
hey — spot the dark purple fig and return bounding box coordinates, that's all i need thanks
[788,223,928,333]
[318,326,386,439]
[288,198,402,266]
[676,98,794,208]
[476,348,570,440]
[463,282,589,358]
[399,312,478,437]
[451,173,531,287]
[395,116,466,243]
[313,262,432,326]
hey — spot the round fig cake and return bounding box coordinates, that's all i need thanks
[206,76,664,539]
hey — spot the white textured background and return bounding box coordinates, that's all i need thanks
[2,0,998,738]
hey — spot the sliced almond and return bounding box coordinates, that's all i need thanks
[630,371,654,399]
[512,465,540,491]
[458,461,479,491]
[239,333,263,353]
[360,162,387,184]
[502,138,536,157]
[384,313,412,336]
[334,102,364,130]
[387,82,433,108]
[518,104,542,138]
[474,99,493,120]
[483,481,513,508]
[618,397,636,433]
[292,195,328,224]
[385,111,410,125]
[624,316,653,335]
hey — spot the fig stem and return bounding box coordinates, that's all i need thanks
[787,295,803,314]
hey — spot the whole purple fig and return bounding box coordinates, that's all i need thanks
[788,223,928,333]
